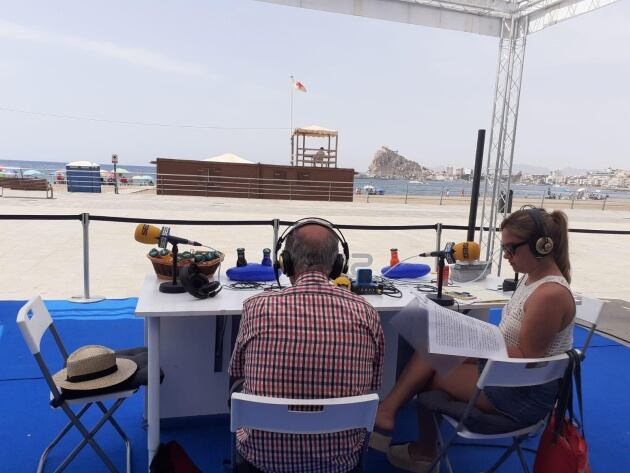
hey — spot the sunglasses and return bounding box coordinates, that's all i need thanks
[501,240,528,256]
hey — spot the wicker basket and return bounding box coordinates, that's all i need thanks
[148,252,224,280]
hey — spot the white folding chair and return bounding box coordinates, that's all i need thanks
[574,296,605,356]
[229,392,379,472]
[418,353,571,473]
[16,296,138,473]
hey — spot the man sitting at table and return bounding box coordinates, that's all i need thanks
[229,220,384,473]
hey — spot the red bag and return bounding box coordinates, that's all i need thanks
[149,441,202,473]
[533,413,590,473]
[534,349,591,473]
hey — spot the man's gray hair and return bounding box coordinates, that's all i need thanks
[284,225,339,274]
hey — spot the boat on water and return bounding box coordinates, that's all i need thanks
[408,180,424,184]
[363,185,385,195]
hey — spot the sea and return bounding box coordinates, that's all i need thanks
[2,159,629,200]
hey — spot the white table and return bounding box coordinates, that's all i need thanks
[135,273,507,465]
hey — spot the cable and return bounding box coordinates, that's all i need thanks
[0,106,287,131]
[371,277,403,298]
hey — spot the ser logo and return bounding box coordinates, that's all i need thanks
[349,253,373,278]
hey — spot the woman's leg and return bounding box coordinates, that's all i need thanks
[406,362,496,461]
[375,352,437,431]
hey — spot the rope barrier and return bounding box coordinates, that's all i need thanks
[0,213,629,235]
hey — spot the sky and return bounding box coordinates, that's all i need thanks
[0,0,628,172]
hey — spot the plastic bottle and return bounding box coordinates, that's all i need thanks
[236,248,248,267]
[261,248,272,266]
[442,264,450,284]
[390,248,400,267]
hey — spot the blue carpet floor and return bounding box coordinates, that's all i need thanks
[1,299,628,472]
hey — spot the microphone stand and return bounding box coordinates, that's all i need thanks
[428,254,454,307]
[159,243,186,294]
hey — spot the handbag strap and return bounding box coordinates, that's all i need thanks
[572,349,586,436]
[552,350,575,440]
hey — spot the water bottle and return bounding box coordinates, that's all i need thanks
[390,248,400,266]
[236,248,247,267]
[261,248,272,266]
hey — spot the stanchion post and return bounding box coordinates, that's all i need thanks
[540,191,545,208]
[602,197,607,211]
[571,193,576,209]
[435,222,443,271]
[405,182,409,204]
[70,212,105,303]
[439,189,444,206]
[272,218,280,264]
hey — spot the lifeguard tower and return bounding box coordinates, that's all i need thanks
[291,125,338,167]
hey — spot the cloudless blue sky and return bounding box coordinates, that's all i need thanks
[0,0,628,171]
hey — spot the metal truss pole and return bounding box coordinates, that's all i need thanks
[478,16,528,276]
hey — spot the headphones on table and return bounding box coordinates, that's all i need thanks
[179,263,222,299]
[522,206,554,258]
[273,217,350,286]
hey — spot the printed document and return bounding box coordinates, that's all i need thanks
[390,294,508,368]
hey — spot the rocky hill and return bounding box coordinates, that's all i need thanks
[366,146,428,179]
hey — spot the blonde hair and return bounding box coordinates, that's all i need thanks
[500,208,571,283]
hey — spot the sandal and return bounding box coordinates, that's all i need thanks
[368,428,393,452]
[386,443,440,473]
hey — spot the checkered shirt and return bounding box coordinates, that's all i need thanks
[229,271,384,473]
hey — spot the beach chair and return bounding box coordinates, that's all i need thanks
[417,353,571,473]
[16,296,149,473]
[229,392,379,472]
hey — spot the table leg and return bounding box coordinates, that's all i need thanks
[147,317,160,468]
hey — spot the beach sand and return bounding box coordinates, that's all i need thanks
[2,185,629,341]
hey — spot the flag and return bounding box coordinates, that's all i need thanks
[291,76,307,93]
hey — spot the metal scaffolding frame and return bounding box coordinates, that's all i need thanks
[256,0,620,273]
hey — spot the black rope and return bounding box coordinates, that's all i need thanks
[1,213,629,235]
[89,215,275,225]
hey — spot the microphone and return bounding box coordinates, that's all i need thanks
[419,241,480,264]
[134,224,203,248]
[452,241,481,262]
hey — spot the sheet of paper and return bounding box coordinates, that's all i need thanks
[390,294,509,371]
[389,296,465,375]
[462,288,511,303]
[422,297,508,359]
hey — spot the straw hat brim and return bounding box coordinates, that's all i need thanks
[52,358,137,391]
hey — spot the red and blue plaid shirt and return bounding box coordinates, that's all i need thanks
[229,271,384,473]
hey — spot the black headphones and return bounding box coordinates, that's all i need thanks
[179,263,222,299]
[523,207,554,258]
[273,217,350,286]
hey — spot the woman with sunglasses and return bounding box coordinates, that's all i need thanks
[371,208,575,473]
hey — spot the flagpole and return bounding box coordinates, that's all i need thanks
[290,75,294,165]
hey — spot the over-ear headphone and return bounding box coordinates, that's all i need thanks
[524,207,554,258]
[273,217,350,286]
[179,263,222,299]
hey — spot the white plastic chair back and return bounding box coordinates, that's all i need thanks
[478,353,570,389]
[16,296,53,355]
[575,296,604,355]
[230,393,378,434]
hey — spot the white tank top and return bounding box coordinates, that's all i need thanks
[499,274,574,356]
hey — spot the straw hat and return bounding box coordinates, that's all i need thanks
[52,345,137,390]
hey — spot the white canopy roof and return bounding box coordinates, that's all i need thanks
[203,153,253,164]
[293,125,338,137]
[66,161,100,168]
